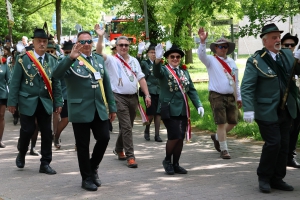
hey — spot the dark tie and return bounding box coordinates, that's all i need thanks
[275,54,283,66]
[86,56,92,65]
[174,68,179,76]
[38,57,43,65]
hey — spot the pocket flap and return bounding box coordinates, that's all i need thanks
[257,98,272,103]
[69,99,82,103]
[19,91,29,97]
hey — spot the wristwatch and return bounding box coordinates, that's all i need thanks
[145,95,151,99]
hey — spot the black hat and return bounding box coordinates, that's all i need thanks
[62,40,74,50]
[31,28,48,39]
[281,33,299,45]
[48,34,54,40]
[146,44,156,53]
[25,46,33,51]
[163,44,185,58]
[260,23,283,38]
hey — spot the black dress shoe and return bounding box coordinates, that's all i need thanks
[173,163,188,174]
[162,159,174,175]
[258,179,271,193]
[270,180,294,191]
[13,117,19,125]
[144,131,150,141]
[154,135,162,142]
[91,170,102,187]
[16,153,26,168]
[82,177,98,191]
[39,165,57,175]
[29,148,40,156]
[287,158,300,168]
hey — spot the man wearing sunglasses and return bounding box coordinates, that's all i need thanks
[281,33,300,169]
[198,27,242,160]
[53,31,117,191]
[94,24,151,169]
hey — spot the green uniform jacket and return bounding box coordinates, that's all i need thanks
[138,58,160,95]
[52,54,117,123]
[241,48,300,121]
[153,62,202,116]
[0,64,10,99]
[8,53,63,116]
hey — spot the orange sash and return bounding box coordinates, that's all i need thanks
[26,51,53,100]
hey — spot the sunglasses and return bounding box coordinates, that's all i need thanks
[170,55,181,60]
[217,45,228,49]
[47,50,55,53]
[283,43,296,47]
[64,51,71,55]
[78,40,93,44]
[118,44,129,47]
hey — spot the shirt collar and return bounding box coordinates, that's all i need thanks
[81,52,93,58]
[267,50,277,61]
[34,50,45,60]
[168,64,179,69]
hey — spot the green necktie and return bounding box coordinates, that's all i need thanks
[275,54,283,66]
[38,57,43,65]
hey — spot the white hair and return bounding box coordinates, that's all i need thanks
[22,36,28,41]
[262,34,268,46]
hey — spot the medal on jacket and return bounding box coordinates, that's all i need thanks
[30,81,34,86]
[229,80,233,85]
[27,64,31,69]
[129,75,134,82]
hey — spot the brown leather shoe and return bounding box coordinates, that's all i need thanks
[220,150,231,159]
[211,134,221,152]
[113,150,126,160]
[127,158,138,168]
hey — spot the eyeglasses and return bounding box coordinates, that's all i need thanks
[78,40,93,44]
[217,45,228,49]
[170,55,181,60]
[283,43,296,48]
[64,51,71,55]
[47,50,55,53]
[118,44,129,47]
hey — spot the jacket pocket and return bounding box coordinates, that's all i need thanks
[69,99,82,104]
[19,91,29,97]
[257,98,272,104]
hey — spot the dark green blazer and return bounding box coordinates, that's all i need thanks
[0,64,10,99]
[8,52,63,116]
[153,62,202,116]
[138,58,160,95]
[241,48,300,121]
[53,53,117,123]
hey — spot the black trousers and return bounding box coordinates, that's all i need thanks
[72,112,110,180]
[256,109,292,182]
[19,100,52,165]
[288,108,300,160]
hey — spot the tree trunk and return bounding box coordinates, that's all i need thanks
[56,0,62,44]
[185,23,193,64]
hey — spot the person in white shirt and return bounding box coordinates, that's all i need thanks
[94,24,151,168]
[197,27,242,159]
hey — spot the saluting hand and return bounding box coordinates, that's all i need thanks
[94,24,105,37]
[198,27,208,44]
[69,43,83,60]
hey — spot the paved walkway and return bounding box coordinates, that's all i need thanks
[1,111,300,200]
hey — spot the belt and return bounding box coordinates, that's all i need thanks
[209,91,233,97]
[114,93,137,98]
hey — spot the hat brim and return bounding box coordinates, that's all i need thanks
[164,49,185,58]
[62,45,74,50]
[260,30,284,38]
[210,42,235,55]
[281,35,299,45]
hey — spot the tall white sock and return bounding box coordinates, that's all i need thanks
[219,141,228,151]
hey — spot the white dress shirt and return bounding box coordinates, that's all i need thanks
[197,43,241,101]
[105,53,145,94]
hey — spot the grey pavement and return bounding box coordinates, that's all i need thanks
[1,110,300,200]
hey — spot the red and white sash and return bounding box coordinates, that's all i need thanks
[115,54,149,125]
[165,64,192,141]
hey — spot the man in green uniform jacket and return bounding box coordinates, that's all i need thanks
[7,28,63,175]
[53,31,117,192]
[241,23,300,193]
